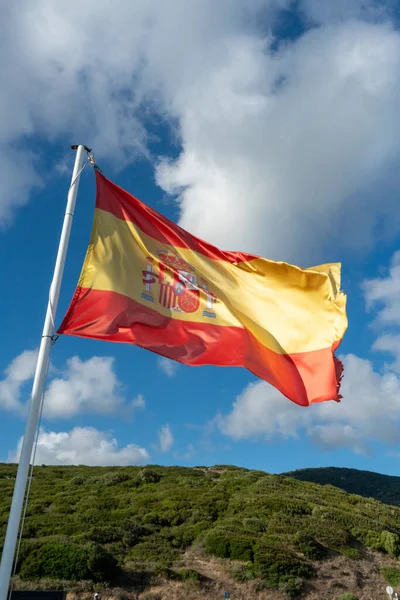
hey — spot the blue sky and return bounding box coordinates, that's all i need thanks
[1,0,400,475]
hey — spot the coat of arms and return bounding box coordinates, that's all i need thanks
[141,250,216,318]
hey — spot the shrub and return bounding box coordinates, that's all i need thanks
[380,531,400,557]
[292,532,327,560]
[107,541,127,563]
[232,564,255,582]
[175,569,202,582]
[128,537,177,568]
[253,542,315,588]
[204,530,230,558]
[381,566,400,586]
[21,524,37,538]
[339,547,361,560]
[279,577,304,599]
[18,542,118,582]
[86,543,119,581]
[70,476,86,486]
[354,529,382,551]
[310,521,350,551]
[347,495,362,505]
[193,520,212,536]
[49,501,75,515]
[338,594,359,600]
[354,529,400,556]
[229,537,254,561]
[142,512,170,528]
[163,524,196,549]
[122,520,148,547]
[243,517,266,533]
[19,542,90,581]
[89,525,122,544]
[137,469,161,484]
[204,528,254,560]
[99,472,131,486]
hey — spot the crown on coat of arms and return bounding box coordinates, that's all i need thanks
[156,250,195,273]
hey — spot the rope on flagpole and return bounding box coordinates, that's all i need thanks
[7,357,50,600]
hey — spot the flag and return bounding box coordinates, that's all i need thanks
[58,173,347,407]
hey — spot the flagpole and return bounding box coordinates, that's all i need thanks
[0,144,87,600]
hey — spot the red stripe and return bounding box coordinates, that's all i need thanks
[96,173,257,264]
[58,287,342,407]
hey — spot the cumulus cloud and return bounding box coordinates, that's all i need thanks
[363,251,400,371]
[0,150,41,229]
[364,251,400,324]
[0,349,38,411]
[218,353,400,454]
[0,0,284,226]
[132,394,146,410]
[7,426,149,466]
[157,19,400,262]
[373,335,400,373]
[158,424,174,452]
[0,350,143,420]
[43,356,123,419]
[157,357,179,378]
[0,1,399,267]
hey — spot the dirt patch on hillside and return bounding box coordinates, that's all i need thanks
[60,549,398,600]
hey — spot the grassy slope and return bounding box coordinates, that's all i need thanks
[1,464,400,599]
[285,467,400,507]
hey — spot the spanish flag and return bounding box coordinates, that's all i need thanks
[58,173,347,407]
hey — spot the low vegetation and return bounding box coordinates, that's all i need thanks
[1,464,400,598]
[286,466,400,507]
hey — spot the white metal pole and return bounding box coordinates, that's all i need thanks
[0,145,87,600]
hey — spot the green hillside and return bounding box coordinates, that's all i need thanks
[2,464,400,599]
[285,467,400,507]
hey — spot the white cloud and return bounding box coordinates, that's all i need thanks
[0,2,399,267]
[373,334,400,373]
[43,356,123,419]
[7,426,149,466]
[364,251,400,324]
[0,350,143,420]
[0,349,38,411]
[218,353,400,454]
[157,357,179,378]
[132,394,146,410]
[157,19,400,262]
[363,251,400,371]
[158,424,174,452]
[0,150,41,229]
[0,0,285,226]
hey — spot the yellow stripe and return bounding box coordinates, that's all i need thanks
[78,208,347,355]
